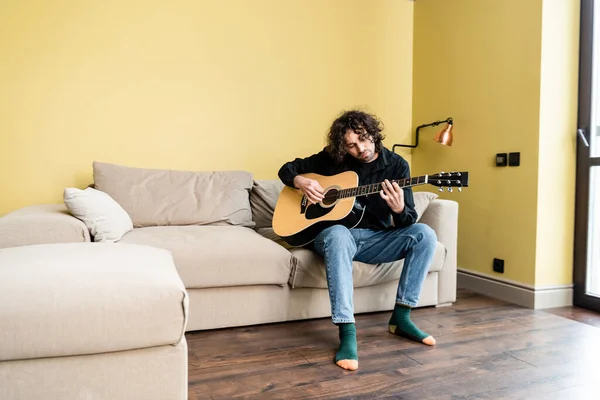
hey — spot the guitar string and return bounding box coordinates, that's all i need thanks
[317,177,462,201]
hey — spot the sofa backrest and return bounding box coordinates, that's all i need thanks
[93,161,255,228]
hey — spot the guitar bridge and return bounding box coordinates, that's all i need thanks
[300,195,308,214]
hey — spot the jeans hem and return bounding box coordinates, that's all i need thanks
[332,318,355,324]
[395,300,416,308]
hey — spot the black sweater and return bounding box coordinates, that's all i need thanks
[278,146,418,230]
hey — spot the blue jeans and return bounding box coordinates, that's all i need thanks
[313,223,437,324]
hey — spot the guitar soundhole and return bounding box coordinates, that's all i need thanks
[303,188,339,220]
[322,188,339,206]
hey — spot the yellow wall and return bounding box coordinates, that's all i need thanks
[412,0,543,286]
[365,2,415,165]
[412,0,579,287]
[0,0,414,216]
[535,0,579,286]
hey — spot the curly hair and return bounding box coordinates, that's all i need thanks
[325,110,386,163]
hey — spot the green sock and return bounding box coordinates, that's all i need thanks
[335,323,358,364]
[388,304,431,343]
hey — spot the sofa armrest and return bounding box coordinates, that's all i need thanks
[419,199,458,304]
[0,204,90,249]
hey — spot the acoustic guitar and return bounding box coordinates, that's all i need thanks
[272,170,469,247]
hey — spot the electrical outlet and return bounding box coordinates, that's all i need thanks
[493,258,504,273]
[509,152,520,166]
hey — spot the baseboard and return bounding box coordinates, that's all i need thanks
[457,269,573,309]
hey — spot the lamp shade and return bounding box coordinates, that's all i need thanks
[433,123,453,146]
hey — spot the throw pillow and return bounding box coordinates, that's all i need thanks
[250,180,285,229]
[63,187,133,242]
[413,191,439,221]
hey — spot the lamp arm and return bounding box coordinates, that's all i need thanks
[392,117,453,152]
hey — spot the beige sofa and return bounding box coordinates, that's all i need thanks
[0,161,459,332]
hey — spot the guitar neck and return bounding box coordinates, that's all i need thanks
[337,175,428,199]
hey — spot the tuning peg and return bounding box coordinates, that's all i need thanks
[448,187,453,192]
[458,187,462,192]
[439,187,443,192]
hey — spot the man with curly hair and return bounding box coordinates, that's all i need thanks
[278,109,437,371]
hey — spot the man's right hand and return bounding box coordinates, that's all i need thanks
[293,175,325,205]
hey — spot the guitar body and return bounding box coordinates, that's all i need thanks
[272,171,364,247]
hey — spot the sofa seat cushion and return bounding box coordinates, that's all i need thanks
[0,243,188,362]
[120,226,294,288]
[289,241,447,289]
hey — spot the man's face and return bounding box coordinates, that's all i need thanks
[343,129,378,163]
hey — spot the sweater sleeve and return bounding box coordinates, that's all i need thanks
[391,159,418,228]
[278,149,329,188]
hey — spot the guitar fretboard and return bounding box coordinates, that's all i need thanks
[337,176,428,199]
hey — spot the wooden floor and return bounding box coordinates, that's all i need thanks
[186,290,600,399]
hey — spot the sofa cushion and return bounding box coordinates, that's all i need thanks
[63,187,133,242]
[0,243,188,362]
[93,161,255,228]
[414,191,438,221]
[250,180,285,229]
[288,241,446,289]
[256,227,293,250]
[0,204,90,249]
[120,226,293,288]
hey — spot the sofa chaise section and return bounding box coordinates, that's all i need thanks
[0,242,188,400]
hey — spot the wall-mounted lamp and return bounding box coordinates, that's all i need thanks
[392,117,454,152]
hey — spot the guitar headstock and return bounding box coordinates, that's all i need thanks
[428,171,469,192]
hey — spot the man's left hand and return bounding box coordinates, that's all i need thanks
[380,179,405,214]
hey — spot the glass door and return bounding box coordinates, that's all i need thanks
[575,0,600,311]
